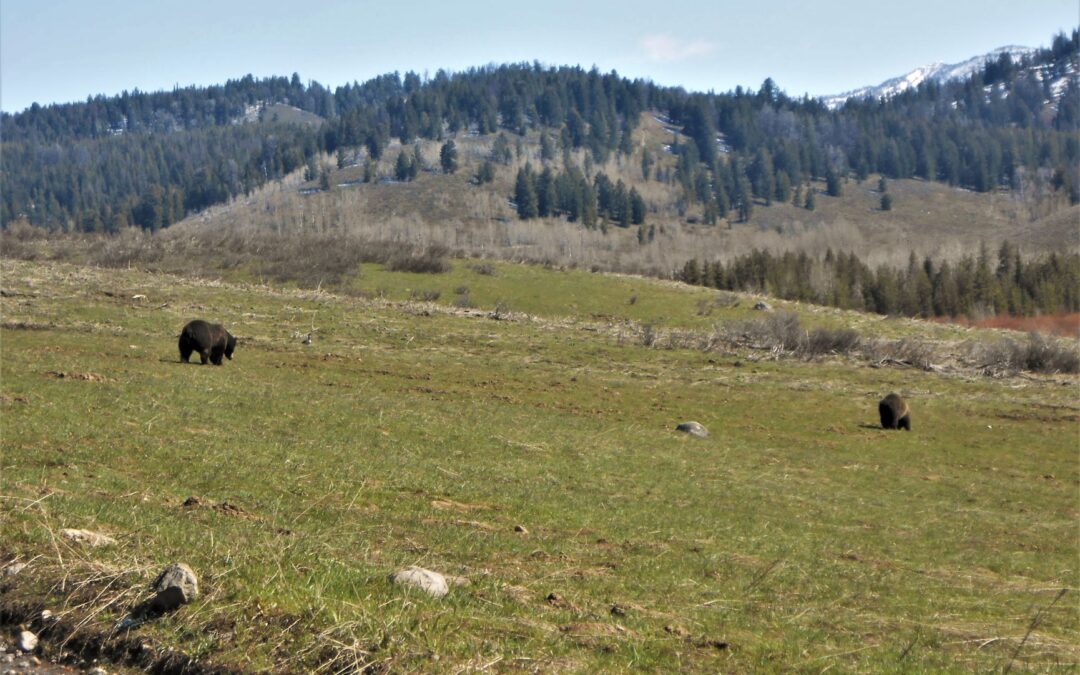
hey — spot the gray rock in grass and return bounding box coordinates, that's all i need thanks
[676,421,709,438]
[390,567,449,598]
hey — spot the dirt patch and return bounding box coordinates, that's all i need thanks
[430,499,491,512]
[992,408,1080,423]
[3,321,53,331]
[44,371,110,383]
[181,496,261,521]
[0,598,238,675]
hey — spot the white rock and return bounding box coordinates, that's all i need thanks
[17,631,37,652]
[2,562,27,576]
[59,528,116,547]
[390,567,449,598]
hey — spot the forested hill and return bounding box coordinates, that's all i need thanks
[2,29,1076,232]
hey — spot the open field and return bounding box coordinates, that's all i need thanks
[1,258,1077,672]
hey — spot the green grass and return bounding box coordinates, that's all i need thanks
[2,258,1077,672]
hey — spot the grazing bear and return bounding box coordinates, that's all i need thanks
[878,392,911,430]
[178,320,236,365]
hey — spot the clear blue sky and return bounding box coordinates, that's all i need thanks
[1,0,1076,113]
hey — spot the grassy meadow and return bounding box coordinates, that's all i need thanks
[1,257,1077,672]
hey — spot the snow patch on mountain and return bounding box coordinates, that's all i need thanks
[821,46,1036,109]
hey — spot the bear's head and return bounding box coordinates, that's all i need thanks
[225,332,237,360]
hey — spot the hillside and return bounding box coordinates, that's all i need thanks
[1,257,1077,672]
[3,28,1077,238]
[172,110,1080,276]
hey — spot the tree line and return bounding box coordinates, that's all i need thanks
[679,243,1080,319]
[2,29,1076,232]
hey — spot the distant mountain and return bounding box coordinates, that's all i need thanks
[821,46,1036,109]
[2,29,1075,233]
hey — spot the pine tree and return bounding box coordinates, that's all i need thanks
[630,187,646,225]
[641,147,653,181]
[476,160,496,184]
[514,164,538,219]
[411,144,423,178]
[825,166,842,197]
[804,187,816,210]
[394,151,413,181]
[491,133,513,165]
[439,140,458,174]
[540,133,556,163]
[537,167,556,217]
[880,192,892,211]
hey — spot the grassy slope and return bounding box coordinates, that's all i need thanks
[1,258,1077,672]
[181,111,1080,272]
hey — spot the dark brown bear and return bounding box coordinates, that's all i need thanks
[178,320,236,365]
[878,392,911,430]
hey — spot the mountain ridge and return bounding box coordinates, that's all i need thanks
[821,45,1038,108]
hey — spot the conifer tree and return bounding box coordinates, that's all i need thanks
[439,140,458,174]
[476,161,495,184]
[514,164,538,219]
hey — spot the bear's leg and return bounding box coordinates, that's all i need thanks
[210,347,224,365]
[180,345,192,362]
[199,350,210,365]
[899,415,911,431]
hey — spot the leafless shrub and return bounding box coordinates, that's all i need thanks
[2,219,49,242]
[860,337,937,370]
[453,292,473,308]
[93,228,166,267]
[972,332,1080,375]
[410,289,441,302]
[799,327,862,357]
[730,311,804,352]
[471,262,497,276]
[265,236,361,285]
[723,312,862,358]
[640,324,658,347]
[386,244,452,274]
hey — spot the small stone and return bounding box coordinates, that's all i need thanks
[150,563,198,611]
[87,668,108,675]
[753,300,771,311]
[16,631,36,653]
[390,567,449,598]
[676,421,709,438]
[514,524,528,534]
[610,604,627,616]
[59,528,116,547]
[2,562,27,576]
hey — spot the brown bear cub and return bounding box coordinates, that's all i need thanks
[179,320,236,365]
[878,392,911,430]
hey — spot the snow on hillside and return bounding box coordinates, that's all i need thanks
[821,46,1036,109]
